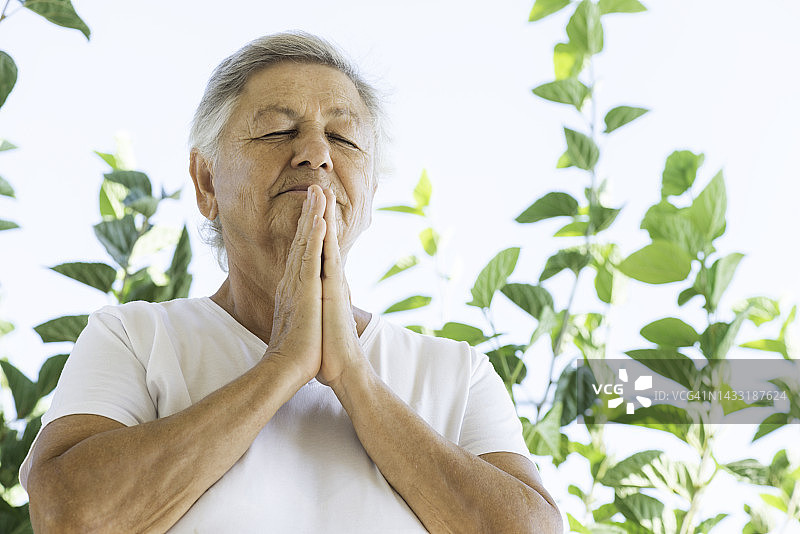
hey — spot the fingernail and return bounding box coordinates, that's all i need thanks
[310,190,316,208]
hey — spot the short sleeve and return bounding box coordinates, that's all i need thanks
[19,309,157,489]
[40,309,157,428]
[458,349,530,458]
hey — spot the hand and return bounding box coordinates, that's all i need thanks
[317,188,369,387]
[265,185,326,385]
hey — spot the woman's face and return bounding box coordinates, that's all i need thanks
[208,62,376,262]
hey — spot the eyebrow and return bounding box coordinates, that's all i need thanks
[253,104,363,125]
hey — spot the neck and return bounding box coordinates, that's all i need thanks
[210,248,371,345]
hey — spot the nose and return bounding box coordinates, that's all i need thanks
[290,131,333,171]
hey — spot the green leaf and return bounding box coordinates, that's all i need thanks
[740,339,788,358]
[706,253,744,312]
[377,205,425,216]
[419,227,439,256]
[0,175,15,198]
[564,127,599,171]
[699,310,748,359]
[752,413,788,441]
[0,139,17,151]
[433,322,489,346]
[687,170,727,245]
[618,240,692,284]
[0,219,20,231]
[50,262,117,293]
[566,513,590,534]
[589,204,620,233]
[104,170,151,196]
[120,267,161,303]
[595,262,614,303]
[37,354,68,397]
[613,405,694,441]
[501,283,554,319]
[695,514,728,534]
[661,150,704,198]
[540,248,590,281]
[760,493,787,513]
[468,247,520,308]
[724,459,770,485]
[553,42,585,80]
[379,255,418,282]
[34,314,88,343]
[383,295,431,314]
[0,319,13,338]
[532,78,591,110]
[556,151,574,169]
[599,0,647,14]
[487,345,528,385]
[678,286,700,306]
[93,214,139,268]
[604,106,649,133]
[553,364,597,425]
[0,361,39,419]
[94,150,120,170]
[734,297,781,327]
[553,220,588,237]
[522,403,563,458]
[516,192,579,223]
[625,348,698,390]
[640,317,699,347]
[640,200,705,259]
[99,179,127,219]
[0,51,18,109]
[166,227,192,279]
[614,492,664,524]
[567,0,603,56]
[412,170,432,209]
[529,0,570,21]
[124,191,159,218]
[600,450,663,487]
[529,305,559,348]
[130,226,182,260]
[23,0,91,39]
[158,227,193,301]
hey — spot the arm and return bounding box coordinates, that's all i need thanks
[331,367,562,534]
[27,358,303,534]
[27,189,328,534]
[318,188,562,534]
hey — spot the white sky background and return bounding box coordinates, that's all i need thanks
[1,0,800,529]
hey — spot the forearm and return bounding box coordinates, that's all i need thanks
[331,364,560,534]
[28,354,304,534]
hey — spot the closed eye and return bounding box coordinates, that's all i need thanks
[257,130,296,140]
[327,133,360,150]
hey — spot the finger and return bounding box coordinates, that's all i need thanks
[285,189,314,276]
[321,188,342,279]
[288,186,326,276]
[300,213,325,282]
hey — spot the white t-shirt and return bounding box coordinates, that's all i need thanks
[21,297,530,533]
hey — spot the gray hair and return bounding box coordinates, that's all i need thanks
[188,31,389,268]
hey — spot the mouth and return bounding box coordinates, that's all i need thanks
[278,185,345,206]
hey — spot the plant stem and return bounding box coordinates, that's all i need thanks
[679,428,717,534]
[535,270,581,422]
[0,0,11,22]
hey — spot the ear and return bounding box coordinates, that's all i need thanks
[189,149,218,220]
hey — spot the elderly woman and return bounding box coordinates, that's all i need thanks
[21,32,561,533]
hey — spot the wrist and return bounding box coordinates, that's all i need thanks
[260,349,315,393]
[329,354,377,409]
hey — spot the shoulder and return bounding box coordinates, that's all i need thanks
[89,297,209,329]
[366,315,484,375]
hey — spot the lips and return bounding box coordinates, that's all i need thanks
[279,185,313,195]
